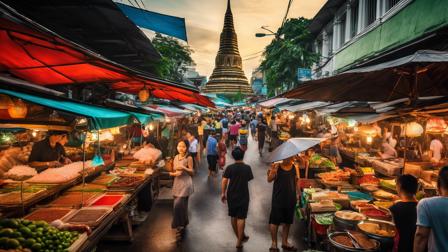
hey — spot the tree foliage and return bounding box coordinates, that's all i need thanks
[151,33,194,82]
[260,18,318,97]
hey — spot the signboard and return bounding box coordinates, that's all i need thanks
[297,68,311,81]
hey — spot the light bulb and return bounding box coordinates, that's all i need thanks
[366,136,373,144]
[32,130,38,137]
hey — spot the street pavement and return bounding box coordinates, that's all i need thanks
[98,137,307,252]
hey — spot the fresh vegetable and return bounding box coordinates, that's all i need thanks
[0,218,80,251]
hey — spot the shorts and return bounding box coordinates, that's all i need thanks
[207,155,218,171]
[222,128,228,135]
[228,202,249,219]
[229,134,237,142]
[269,206,295,225]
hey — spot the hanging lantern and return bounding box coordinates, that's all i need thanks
[358,125,377,137]
[426,118,447,133]
[366,136,373,144]
[8,99,28,119]
[405,122,423,137]
[0,94,13,109]
[138,86,150,102]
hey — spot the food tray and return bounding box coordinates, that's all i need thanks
[63,207,112,228]
[24,208,74,223]
[68,183,107,192]
[48,192,101,207]
[328,231,380,252]
[89,194,125,208]
[0,190,45,205]
[91,174,119,186]
[107,176,144,190]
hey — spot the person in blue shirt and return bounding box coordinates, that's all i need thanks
[414,166,448,252]
[249,117,258,140]
[206,130,219,177]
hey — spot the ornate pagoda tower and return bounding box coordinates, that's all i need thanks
[203,0,253,95]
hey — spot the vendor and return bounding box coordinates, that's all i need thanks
[378,141,397,159]
[28,131,71,168]
[429,135,444,163]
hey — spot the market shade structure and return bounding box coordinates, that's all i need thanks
[0,89,150,130]
[284,50,448,102]
[266,138,326,163]
[258,98,292,108]
[0,6,214,108]
[1,0,161,74]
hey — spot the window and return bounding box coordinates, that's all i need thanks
[350,1,359,37]
[339,13,347,47]
[366,0,377,26]
[386,0,402,11]
[327,32,333,55]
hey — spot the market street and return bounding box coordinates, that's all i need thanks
[98,136,307,252]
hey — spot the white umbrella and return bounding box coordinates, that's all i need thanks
[266,138,326,163]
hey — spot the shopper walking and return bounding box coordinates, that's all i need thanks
[169,140,194,241]
[218,134,227,169]
[257,119,268,156]
[414,166,448,252]
[229,120,240,150]
[206,130,219,176]
[390,174,418,252]
[267,157,299,252]
[221,147,254,249]
[186,132,200,169]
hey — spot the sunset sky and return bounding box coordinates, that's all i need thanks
[136,0,326,79]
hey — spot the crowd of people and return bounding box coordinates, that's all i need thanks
[164,109,448,252]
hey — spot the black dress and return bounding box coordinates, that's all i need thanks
[257,123,267,150]
[269,166,297,225]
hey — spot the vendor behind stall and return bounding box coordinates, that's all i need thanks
[28,130,71,168]
[429,135,444,163]
[379,141,397,159]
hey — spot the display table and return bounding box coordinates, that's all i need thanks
[372,159,403,177]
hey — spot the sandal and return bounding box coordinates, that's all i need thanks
[269,247,279,252]
[281,244,297,251]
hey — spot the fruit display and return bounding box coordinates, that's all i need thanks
[309,154,336,169]
[0,218,80,251]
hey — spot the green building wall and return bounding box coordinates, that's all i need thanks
[334,0,448,71]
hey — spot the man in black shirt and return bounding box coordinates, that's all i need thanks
[28,131,69,169]
[221,147,254,249]
[390,174,418,252]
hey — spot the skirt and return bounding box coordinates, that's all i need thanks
[172,196,189,229]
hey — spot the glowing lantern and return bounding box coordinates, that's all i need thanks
[8,99,28,119]
[138,86,150,102]
[359,125,377,137]
[366,136,373,144]
[426,118,447,133]
[405,122,423,137]
[0,94,13,109]
[148,124,155,131]
[288,114,295,120]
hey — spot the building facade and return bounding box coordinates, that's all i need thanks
[310,0,448,78]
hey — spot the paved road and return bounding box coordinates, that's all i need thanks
[98,137,307,252]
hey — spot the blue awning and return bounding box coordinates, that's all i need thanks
[116,3,188,41]
[0,89,143,130]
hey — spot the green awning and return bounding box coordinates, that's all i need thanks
[0,89,140,130]
[129,112,164,125]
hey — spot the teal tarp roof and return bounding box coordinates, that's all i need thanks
[0,89,142,130]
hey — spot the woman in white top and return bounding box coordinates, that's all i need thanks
[169,140,194,241]
[430,137,443,163]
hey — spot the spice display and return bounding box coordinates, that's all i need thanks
[358,222,396,237]
[65,207,111,227]
[108,176,144,189]
[90,194,124,208]
[335,210,366,221]
[49,192,100,207]
[24,208,73,223]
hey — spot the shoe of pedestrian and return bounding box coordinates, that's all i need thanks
[281,244,297,251]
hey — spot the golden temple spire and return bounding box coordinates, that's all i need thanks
[202,0,253,95]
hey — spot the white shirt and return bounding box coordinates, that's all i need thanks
[430,139,443,162]
[189,138,198,153]
[381,142,397,159]
[388,137,397,148]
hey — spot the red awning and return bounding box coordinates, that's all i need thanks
[0,17,214,107]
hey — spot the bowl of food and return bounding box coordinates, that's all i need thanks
[328,231,380,252]
[358,219,396,240]
[334,210,367,230]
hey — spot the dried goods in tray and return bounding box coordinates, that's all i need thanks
[64,207,111,227]
[90,194,125,208]
[0,190,44,205]
[68,183,107,192]
[49,192,100,207]
[24,208,73,223]
[108,176,144,189]
[91,174,119,185]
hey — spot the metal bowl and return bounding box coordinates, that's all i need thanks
[328,231,381,252]
[357,219,396,240]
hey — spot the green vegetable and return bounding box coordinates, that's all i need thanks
[0,228,15,237]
